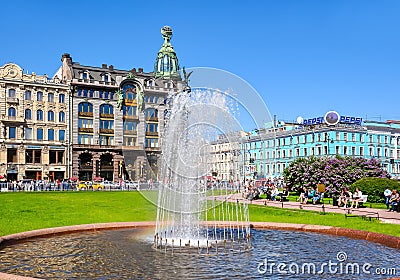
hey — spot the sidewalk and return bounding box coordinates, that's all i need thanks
[248,198,400,225]
[220,193,400,225]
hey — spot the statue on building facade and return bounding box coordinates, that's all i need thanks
[116,89,124,111]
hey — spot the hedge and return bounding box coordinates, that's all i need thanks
[350,177,400,203]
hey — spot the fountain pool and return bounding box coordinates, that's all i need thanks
[0,226,399,279]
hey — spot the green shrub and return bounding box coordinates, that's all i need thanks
[350,178,400,203]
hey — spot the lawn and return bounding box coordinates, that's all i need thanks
[1,191,399,237]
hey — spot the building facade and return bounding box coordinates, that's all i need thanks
[0,63,70,181]
[243,112,400,179]
[209,111,400,181]
[56,26,185,182]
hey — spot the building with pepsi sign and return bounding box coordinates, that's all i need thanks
[241,111,400,180]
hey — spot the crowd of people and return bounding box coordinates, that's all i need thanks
[0,179,77,192]
[242,178,288,201]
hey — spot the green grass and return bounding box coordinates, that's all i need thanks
[0,192,399,237]
[0,191,156,236]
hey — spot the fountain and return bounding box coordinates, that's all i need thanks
[153,87,251,254]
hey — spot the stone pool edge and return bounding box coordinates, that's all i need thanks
[1,221,399,280]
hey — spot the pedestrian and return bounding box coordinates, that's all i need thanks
[384,187,392,210]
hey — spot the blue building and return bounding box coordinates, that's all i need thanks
[242,111,400,180]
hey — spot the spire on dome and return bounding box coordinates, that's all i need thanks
[154,26,181,80]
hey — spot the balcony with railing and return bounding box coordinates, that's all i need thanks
[78,112,94,117]
[100,113,114,119]
[145,117,159,122]
[145,131,159,136]
[99,128,114,134]
[123,115,139,120]
[78,127,94,133]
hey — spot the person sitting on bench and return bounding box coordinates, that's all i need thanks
[388,189,399,212]
[350,188,363,208]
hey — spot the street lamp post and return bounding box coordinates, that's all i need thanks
[325,132,334,156]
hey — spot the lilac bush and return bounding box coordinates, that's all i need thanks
[283,156,390,196]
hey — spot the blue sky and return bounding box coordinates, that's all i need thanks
[2,0,399,128]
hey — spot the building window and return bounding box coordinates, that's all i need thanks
[8,89,16,98]
[369,147,373,156]
[360,134,364,142]
[377,147,381,157]
[78,102,93,113]
[26,150,41,164]
[351,146,355,155]
[360,147,364,156]
[59,111,65,123]
[25,128,32,140]
[48,111,55,122]
[82,72,88,80]
[124,121,138,132]
[59,130,65,141]
[8,107,16,117]
[125,85,137,101]
[59,94,65,103]
[336,146,340,154]
[37,110,44,121]
[99,120,114,130]
[99,136,114,146]
[304,148,308,156]
[318,146,322,155]
[48,93,54,102]
[78,118,93,128]
[344,133,348,142]
[343,146,348,155]
[7,148,18,163]
[9,127,16,139]
[37,128,43,140]
[145,108,158,119]
[25,109,32,120]
[336,132,340,141]
[25,91,31,100]
[145,138,159,148]
[124,106,137,116]
[384,148,388,157]
[100,104,114,115]
[37,91,43,101]
[48,129,55,141]
[78,134,93,145]
[49,150,64,164]
[146,123,158,133]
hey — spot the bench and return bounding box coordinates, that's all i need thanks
[348,194,368,207]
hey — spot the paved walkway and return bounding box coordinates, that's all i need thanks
[248,197,400,225]
[220,193,400,225]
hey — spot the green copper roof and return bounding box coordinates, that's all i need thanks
[154,26,181,79]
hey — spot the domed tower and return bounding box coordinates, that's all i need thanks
[154,26,181,80]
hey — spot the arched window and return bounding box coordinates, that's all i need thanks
[25,109,32,120]
[25,91,31,100]
[37,91,43,101]
[48,111,55,122]
[37,110,44,121]
[8,89,16,98]
[59,94,65,103]
[78,102,93,113]
[100,104,114,115]
[8,107,16,117]
[48,93,54,102]
[59,111,65,122]
[123,84,137,101]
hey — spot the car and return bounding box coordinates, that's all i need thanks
[78,181,103,191]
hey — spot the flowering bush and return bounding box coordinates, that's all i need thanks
[282,156,390,196]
